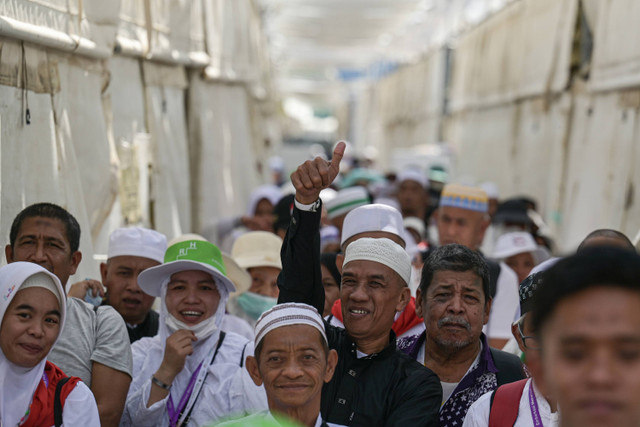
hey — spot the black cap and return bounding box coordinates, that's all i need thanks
[519,271,544,315]
[493,199,533,226]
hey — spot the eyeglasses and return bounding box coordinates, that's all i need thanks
[517,319,541,350]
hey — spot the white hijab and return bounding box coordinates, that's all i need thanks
[156,272,230,422]
[0,262,66,427]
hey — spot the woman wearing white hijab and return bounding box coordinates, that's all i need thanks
[0,262,99,427]
[121,239,266,427]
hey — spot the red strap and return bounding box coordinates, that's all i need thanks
[21,362,81,427]
[331,297,424,337]
[488,379,528,427]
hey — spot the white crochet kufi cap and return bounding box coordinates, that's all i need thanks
[254,302,327,346]
[343,237,411,285]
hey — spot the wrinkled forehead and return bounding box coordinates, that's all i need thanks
[428,269,483,292]
[342,259,400,283]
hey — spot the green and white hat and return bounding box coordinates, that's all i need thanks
[324,186,370,220]
[138,239,235,297]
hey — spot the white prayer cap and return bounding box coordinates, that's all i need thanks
[231,231,283,270]
[108,227,167,264]
[324,187,370,220]
[254,302,327,347]
[480,182,500,199]
[397,169,428,189]
[343,237,411,285]
[341,204,405,247]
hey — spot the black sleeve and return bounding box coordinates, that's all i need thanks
[385,366,442,427]
[277,205,325,313]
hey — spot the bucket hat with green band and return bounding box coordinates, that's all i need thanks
[138,239,236,297]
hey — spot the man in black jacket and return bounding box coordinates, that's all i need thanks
[278,142,441,427]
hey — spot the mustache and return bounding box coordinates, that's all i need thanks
[438,316,471,331]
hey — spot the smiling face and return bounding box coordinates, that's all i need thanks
[340,260,410,352]
[5,216,81,286]
[417,269,490,351]
[0,287,61,368]
[165,270,221,325]
[247,324,337,417]
[102,256,159,325]
[540,287,640,427]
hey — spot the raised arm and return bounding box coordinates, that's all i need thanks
[277,142,345,313]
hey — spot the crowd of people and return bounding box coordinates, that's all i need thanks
[2,140,640,426]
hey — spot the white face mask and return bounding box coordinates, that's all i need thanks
[165,313,218,340]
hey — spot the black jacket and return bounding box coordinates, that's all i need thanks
[278,204,442,427]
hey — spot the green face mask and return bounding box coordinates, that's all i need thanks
[236,291,277,321]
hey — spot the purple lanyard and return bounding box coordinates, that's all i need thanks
[528,382,544,427]
[167,362,203,427]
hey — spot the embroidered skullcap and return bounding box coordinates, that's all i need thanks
[341,204,405,247]
[397,169,428,189]
[254,302,327,346]
[439,184,488,213]
[108,227,167,264]
[343,237,411,285]
[324,187,370,220]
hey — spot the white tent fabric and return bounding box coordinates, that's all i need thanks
[588,0,640,92]
[0,1,275,277]
[0,0,120,58]
[448,0,578,112]
[0,39,102,284]
[188,78,261,232]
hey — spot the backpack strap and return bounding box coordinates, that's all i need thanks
[490,347,526,386]
[54,377,71,427]
[488,379,528,427]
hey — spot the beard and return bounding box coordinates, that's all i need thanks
[434,315,475,349]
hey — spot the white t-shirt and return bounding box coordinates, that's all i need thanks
[462,378,559,427]
[483,262,519,340]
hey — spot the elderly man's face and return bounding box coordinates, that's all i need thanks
[416,270,490,351]
[436,206,489,251]
[340,260,410,349]
[540,287,640,427]
[101,255,159,325]
[5,216,81,286]
[247,324,337,415]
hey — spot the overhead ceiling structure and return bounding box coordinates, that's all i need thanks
[258,0,515,97]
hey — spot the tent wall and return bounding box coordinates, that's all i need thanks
[0,0,277,286]
[368,0,640,251]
